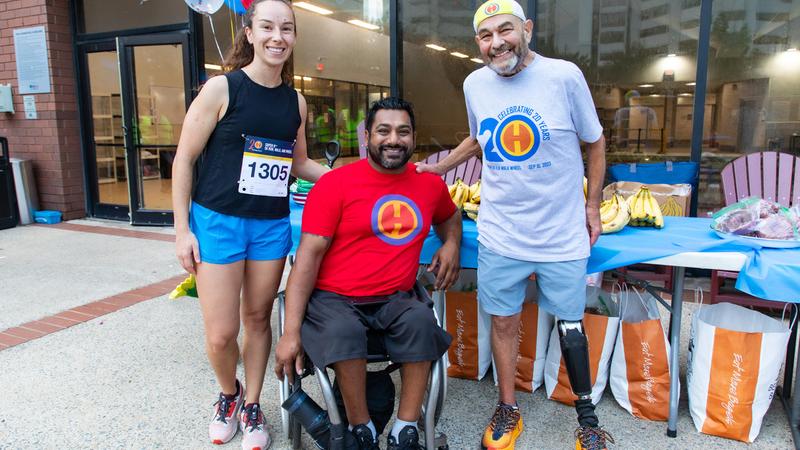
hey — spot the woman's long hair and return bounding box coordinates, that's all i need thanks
[224,0,295,85]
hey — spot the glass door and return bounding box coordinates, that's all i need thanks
[117,33,191,225]
[82,33,190,225]
[84,43,129,221]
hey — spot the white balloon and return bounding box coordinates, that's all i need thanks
[185,0,224,15]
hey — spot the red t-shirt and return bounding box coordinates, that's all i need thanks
[301,159,457,297]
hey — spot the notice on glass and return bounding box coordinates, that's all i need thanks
[13,26,51,94]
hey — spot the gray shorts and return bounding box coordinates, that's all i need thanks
[301,289,452,369]
[477,243,588,321]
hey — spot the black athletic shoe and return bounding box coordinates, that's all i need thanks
[351,424,380,450]
[387,425,420,450]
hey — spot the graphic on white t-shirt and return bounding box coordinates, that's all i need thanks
[479,106,551,173]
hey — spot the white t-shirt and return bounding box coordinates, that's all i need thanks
[464,54,603,262]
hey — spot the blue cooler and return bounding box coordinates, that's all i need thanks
[608,161,699,185]
[33,210,62,224]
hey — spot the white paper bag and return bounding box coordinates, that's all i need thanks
[445,270,492,380]
[687,302,793,442]
[609,286,673,420]
[544,287,619,405]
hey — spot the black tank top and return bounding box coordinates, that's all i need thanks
[193,70,301,219]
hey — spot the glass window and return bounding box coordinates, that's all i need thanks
[642,5,670,21]
[536,0,699,167]
[402,1,529,159]
[300,77,336,158]
[601,12,627,28]
[699,1,800,215]
[80,0,188,34]
[202,1,389,164]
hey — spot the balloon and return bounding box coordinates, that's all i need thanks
[241,0,253,10]
[225,0,246,14]
[185,0,224,15]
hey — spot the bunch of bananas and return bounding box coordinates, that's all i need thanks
[448,179,481,220]
[600,193,630,234]
[661,195,684,217]
[627,186,664,228]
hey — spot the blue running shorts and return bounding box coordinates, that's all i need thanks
[477,243,587,321]
[190,201,292,264]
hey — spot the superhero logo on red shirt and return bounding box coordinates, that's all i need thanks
[371,194,423,246]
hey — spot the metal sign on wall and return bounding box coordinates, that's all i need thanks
[13,26,51,94]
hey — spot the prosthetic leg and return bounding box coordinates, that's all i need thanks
[557,320,598,428]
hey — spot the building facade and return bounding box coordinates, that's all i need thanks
[0,0,798,224]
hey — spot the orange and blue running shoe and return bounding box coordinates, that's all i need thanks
[575,425,614,450]
[481,402,523,450]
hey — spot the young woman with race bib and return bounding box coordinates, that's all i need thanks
[172,1,326,448]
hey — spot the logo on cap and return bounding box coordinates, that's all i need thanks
[485,2,500,15]
[371,194,423,246]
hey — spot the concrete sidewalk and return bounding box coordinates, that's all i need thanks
[0,220,794,449]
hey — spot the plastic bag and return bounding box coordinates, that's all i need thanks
[712,197,799,239]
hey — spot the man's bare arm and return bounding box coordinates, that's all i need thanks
[430,210,462,290]
[274,232,330,381]
[417,136,482,175]
[283,233,330,336]
[584,135,606,246]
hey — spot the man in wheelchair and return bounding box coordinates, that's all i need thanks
[275,97,462,450]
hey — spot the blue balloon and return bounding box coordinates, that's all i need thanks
[225,0,246,14]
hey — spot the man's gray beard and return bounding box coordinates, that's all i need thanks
[488,44,529,76]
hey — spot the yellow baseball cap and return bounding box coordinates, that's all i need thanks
[473,0,526,32]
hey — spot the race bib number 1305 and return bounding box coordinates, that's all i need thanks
[238,135,294,197]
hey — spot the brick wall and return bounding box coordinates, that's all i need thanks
[0,0,85,220]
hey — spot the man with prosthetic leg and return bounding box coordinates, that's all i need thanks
[416,1,615,448]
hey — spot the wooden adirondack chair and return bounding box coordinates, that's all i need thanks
[420,149,482,185]
[711,151,800,309]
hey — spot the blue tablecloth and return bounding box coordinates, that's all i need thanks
[289,205,800,302]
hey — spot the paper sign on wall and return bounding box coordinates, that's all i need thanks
[13,26,51,95]
[23,96,37,120]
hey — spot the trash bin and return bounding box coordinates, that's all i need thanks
[10,157,39,225]
[0,137,18,229]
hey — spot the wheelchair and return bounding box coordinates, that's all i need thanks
[277,270,450,450]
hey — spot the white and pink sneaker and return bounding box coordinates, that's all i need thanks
[239,403,271,450]
[209,381,245,445]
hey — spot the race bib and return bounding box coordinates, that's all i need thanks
[238,135,294,197]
